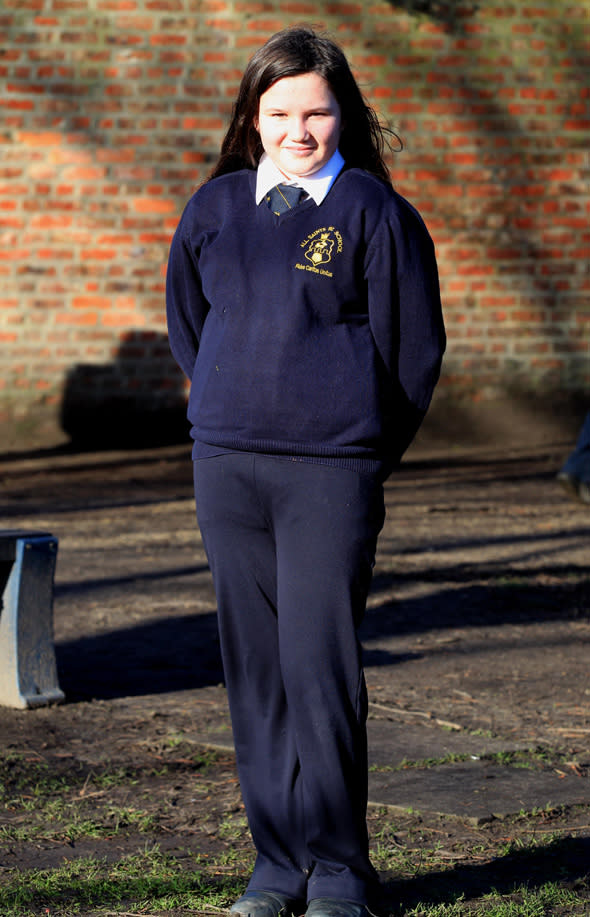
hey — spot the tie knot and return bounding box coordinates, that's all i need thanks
[266,183,305,215]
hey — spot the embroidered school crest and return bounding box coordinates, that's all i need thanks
[305,232,334,266]
[295,226,343,279]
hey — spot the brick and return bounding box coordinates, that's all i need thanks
[17,130,62,145]
[131,190,175,212]
[101,311,144,327]
[72,295,111,309]
[55,311,98,326]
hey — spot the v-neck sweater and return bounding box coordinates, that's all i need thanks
[166,167,445,477]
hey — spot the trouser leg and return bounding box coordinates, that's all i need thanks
[194,454,309,900]
[267,458,384,903]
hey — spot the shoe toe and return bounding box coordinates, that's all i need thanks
[230,890,301,917]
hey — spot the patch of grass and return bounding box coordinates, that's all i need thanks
[483,748,570,771]
[0,753,197,849]
[369,747,582,776]
[370,812,590,915]
[478,881,584,916]
[0,754,136,808]
[370,753,471,773]
[91,766,141,788]
[0,846,245,916]
[218,813,249,841]
[0,755,72,805]
[193,747,224,769]
[0,805,157,846]
[404,886,584,915]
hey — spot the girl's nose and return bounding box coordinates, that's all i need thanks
[288,116,308,140]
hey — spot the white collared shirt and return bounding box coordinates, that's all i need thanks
[255,150,345,207]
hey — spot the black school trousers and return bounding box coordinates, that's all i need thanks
[193,453,385,904]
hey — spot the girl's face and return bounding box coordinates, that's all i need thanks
[255,72,342,178]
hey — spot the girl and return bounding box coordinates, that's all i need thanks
[166,26,445,917]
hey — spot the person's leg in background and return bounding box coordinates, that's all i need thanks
[558,412,590,503]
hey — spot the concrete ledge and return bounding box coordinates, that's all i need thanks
[0,531,64,709]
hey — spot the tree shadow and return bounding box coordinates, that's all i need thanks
[56,610,223,702]
[377,834,590,914]
[362,567,590,648]
[60,329,190,450]
[384,0,479,31]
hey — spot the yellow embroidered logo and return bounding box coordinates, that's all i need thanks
[295,226,343,278]
[305,232,333,266]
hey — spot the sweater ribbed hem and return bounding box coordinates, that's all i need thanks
[191,436,385,477]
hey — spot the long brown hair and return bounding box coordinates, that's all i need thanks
[209,27,397,184]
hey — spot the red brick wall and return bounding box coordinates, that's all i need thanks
[1,0,589,441]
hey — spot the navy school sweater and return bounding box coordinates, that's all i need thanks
[166,166,445,478]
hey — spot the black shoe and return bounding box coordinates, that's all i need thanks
[305,898,368,917]
[230,890,303,917]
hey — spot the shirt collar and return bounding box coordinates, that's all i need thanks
[255,150,345,206]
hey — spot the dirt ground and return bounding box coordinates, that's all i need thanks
[0,422,589,913]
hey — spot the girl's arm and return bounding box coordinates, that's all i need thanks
[166,218,210,380]
[366,197,446,461]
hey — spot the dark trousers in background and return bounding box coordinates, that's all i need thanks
[193,453,385,904]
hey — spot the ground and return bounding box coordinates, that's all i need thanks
[0,419,589,915]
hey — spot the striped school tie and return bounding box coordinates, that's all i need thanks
[265,183,305,215]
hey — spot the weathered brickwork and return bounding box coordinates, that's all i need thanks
[1,0,589,437]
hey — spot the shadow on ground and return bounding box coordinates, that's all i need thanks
[379,835,590,914]
[56,612,224,702]
[364,573,590,640]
